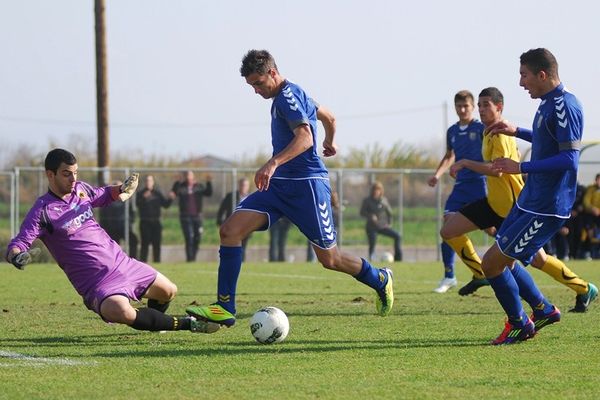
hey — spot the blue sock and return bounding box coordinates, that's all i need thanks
[216,246,243,314]
[488,268,528,326]
[510,262,553,316]
[441,242,455,278]
[354,258,386,291]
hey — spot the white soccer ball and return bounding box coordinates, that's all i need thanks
[249,306,290,344]
[380,251,394,263]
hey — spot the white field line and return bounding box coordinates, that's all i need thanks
[0,350,97,366]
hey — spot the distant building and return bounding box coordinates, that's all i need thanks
[184,154,234,169]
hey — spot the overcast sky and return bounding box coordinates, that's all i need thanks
[1,0,599,166]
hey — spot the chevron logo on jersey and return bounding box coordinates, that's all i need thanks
[554,96,568,128]
[318,202,334,240]
[513,220,544,253]
[282,87,299,111]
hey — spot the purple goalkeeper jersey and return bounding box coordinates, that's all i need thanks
[7,181,133,298]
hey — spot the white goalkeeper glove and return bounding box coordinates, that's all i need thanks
[10,248,41,270]
[118,172,139,202]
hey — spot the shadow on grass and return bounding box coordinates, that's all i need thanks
[88,337,490,358]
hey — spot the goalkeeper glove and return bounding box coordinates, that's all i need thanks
[118,172,139,201]
[10,248,41,270]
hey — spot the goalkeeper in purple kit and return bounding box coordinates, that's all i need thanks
[5,148,219,334]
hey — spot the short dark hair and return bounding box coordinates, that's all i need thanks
[44,148,77,173]
[520,48,559,79]
[479,87,504,106]
[454,90,474,105]
[240,49,278,77]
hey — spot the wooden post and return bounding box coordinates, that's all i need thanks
[95,0,109,185]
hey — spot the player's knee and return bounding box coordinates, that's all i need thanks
[164,282,177,300]
[219,221,242,242]
[439,225,452,241]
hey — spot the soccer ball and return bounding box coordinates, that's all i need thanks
[249,306,290,344]
[380,251,394,263]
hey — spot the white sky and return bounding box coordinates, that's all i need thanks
[1,0,599,165]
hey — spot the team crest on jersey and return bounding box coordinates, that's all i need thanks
[78,191,87,199]
[469,131,478,141]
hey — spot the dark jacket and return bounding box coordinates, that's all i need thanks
[360,196,393,230]
[171,180,213,217]
[135,187,171,222]
[217,190,239,226]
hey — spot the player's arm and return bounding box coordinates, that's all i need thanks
[487,120,533,142]
[428,149,455,186]
[5,206,43,269]
[317,106,337,157]
[450,159,499,178]
[254,124,313,191]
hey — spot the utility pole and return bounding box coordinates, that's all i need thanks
[95,0,109,185]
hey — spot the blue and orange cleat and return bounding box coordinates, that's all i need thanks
[491,319,535,345]
[531,305,561,333]
[186,304,236,327]
[375,268,394,316]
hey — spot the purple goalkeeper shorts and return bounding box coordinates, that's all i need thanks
[83,259,158,315]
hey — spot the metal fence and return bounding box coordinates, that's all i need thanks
[4,157,600,262]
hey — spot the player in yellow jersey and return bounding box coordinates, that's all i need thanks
[440,87,597,312]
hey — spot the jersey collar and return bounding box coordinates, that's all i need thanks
[541,82,565,101]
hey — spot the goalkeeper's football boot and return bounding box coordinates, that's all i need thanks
[186,304,236,327]
[491,318,535,345]
[530,305,561,333]
[188,316,221,334]
[569,282,598,313]
[458,277,489,296]
[375,268,394,316]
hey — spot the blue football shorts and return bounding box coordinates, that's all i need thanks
[444,177,487,214]
[495,206,566,265]
[236,177,337,249]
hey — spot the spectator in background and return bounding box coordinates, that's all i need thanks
[582,173,600,259]
[217,177,251,261]
[136,175,172,263]
[169,171,212,262]
[307,190,341,262]
[100,180,138,258]
[360,181,402,262]
[269,217,291,262]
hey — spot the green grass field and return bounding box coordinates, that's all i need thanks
[1,260,600,400]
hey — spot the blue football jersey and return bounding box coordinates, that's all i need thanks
[270,80,328,179]
[517,83,583,218]
[447,119,486,182]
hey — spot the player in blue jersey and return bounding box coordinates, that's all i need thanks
[428,90,488,294]
[186,50,394,327]
[483,48,597,344]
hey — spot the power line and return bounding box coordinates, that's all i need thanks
[0,104,444,129]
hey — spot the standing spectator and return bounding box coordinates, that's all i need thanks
[100,180,138,259]
[582,173,600,258]
[169,171,212,262]
[217,177,251,261]
[360,182,402,262]
[269,217,291,262]
[136,175,172,263]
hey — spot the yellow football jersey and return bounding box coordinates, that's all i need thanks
[482,132,524,217]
